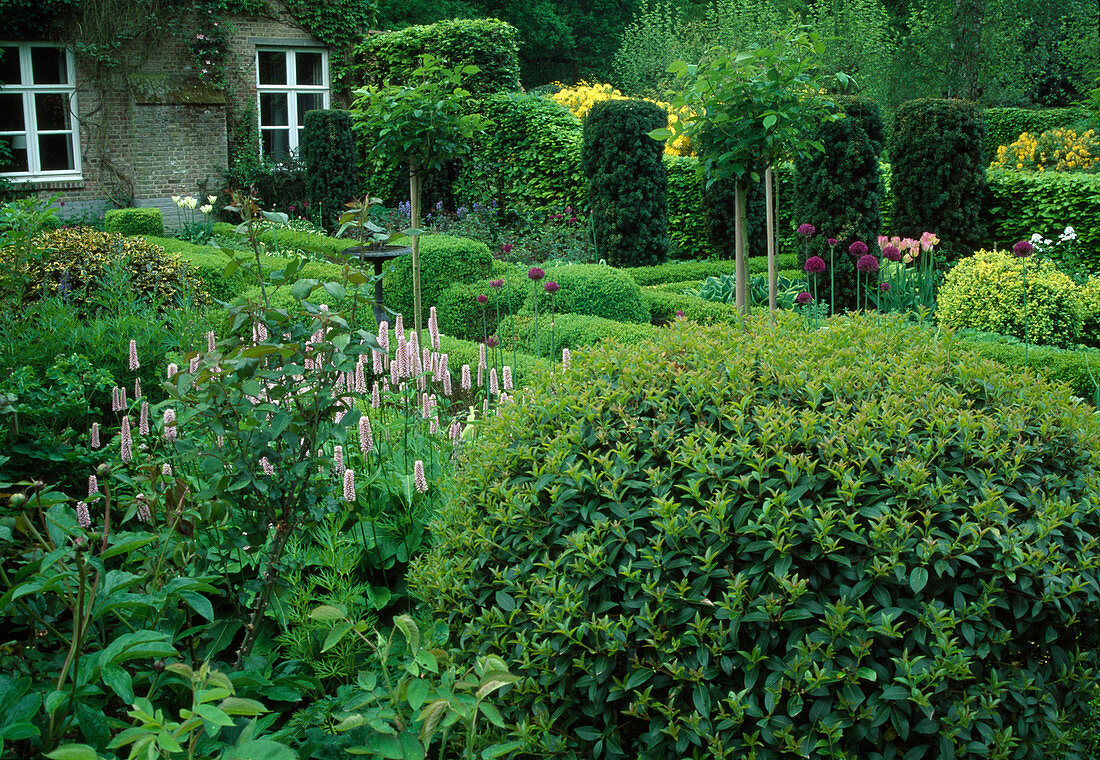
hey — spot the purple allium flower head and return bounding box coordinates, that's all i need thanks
[1013,240,1034,257]
[128,339,139,371]
[849,241,869,257]
[477,294,488,305]
[544,280,560,294]
[883,245,902,262]
[414,460,428,493]
[528,267,545,281]
[487,335,499,348]
[880,281,892,292]
[797,223,816,237]
[796,292,813,305]
[827,238,838,247]
[804,256,826,274]
[675,310,685,318]
[76,501,91,529]
[502,243,513,254]
[490,278,504,288]
[856,254,880,273]
[343,469,355,502]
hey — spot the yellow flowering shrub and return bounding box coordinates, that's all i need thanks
[992,128,1099,172]
[2,227,208,309]
[936,249,1083,346]
[551,81,694,156]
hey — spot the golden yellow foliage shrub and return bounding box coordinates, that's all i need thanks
[992,128,1099,172]
[550,81,694,156]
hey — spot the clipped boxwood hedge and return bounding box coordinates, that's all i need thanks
[383,235,495,322]
[528,264,650,324]
[105,207,163,237]
[436,273,529,343]
[410,313,1100,760]
[956,329,1100,402]
[625,254,798,287]
[498,312,659,354]
[641,287,743,325]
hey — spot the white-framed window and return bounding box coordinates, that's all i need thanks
[256,48,329,159]
[0,43,81,180]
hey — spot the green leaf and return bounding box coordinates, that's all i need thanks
[763,114,777,129]
[322,621,354,653]
[910,567,929,593]
[226,739,297,760]
[46,745,98,760]
[100,663,134,704]
[195,704,236,727]
[219,698,269,717]
[310,604,347,621]
[482,741,523,759]
[406,680,430,711]
[393,615,420,652]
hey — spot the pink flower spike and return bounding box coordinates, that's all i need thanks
[489,367,499,397]
[562,348,571,370]
[462,364,472,391]
[88,474,98,497]
[359,417,373,454]
[372,382,380,408]
[260,456,274,476]
[343,469,355,502]
[139,402,150,435]
[503,365,513,391]
[136,494,151,523]
[163,408,177,441]
[207,331,216,353]
[333,445,345,476]
[378,321,389,351]
[162,463,172,477]
[128,339,139,370]
[429,306,440,350]
[76,501,91,528]
[120,416,133,463]
[355,361,366,394]
[413,460,428,493]
[373,348,384,375]
[478,342,486,371]
[134,377,142,399]
[90,423,100,450]
[166,363,178,380]
[120,387,128,410]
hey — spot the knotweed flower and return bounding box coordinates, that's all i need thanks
[343,469,355,502]
[449,421,462,442]
[166,363,178,380]
[443,370,452,396]
[378,321,389,351]
[333,445,345,475]
[503,365,513,390]
[260,456,274,476]
[478,363,484,387]
[359,417,373,454]
[163,408,177,441]
[562,348,571,370]
[139,402,150,435]
[111,386,121,412]
[489,368,499,396]
[76,501,91,528]
[189,356,200,374]
[134,377,142,399]
[90,423,100,449]
[128,339,139,370]
[462,364,472,390]
[478,342,486,370]
[804,256,826,273]
[119,387,128,410]
[797,223,816,237]
[372,382,380,408]
[429,306,440,350]
[162,463,172,477]
[355,361,366,394]
[849,241,869,257]
[120,416,133,463]
[413,460,428,493]
[373,349,383,375]
[136,494,151,523]
[88,474,98,497]
[206,331,216,352]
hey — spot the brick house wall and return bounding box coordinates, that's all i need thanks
[6,0,334,218]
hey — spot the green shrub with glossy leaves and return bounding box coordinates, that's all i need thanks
[409,313,1100,760]
[527,264,650,324]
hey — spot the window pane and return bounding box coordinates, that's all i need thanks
[31,47,67,85]
[35,93,71,131]
[38,133,75,171]
[0,135,29,172]
[260,93,289,126]
[0,47,21,85]
[296,92,325,126]
[0,94,25,131]
[295,52,323,86]
[257,51,287,85]
[262,129,291,159]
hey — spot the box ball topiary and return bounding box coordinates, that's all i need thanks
[104,207,164,237]
[382,235,494,324]
[526,264,650,324]
[409,313,1100,760]
[436,273,529,343]
[936,248,1084,347]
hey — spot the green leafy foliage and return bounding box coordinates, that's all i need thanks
[640,287,744,325]
[382,235,494,322]
[528,264,651,324]
[354,18,521,96]
[103,208,164,237]
[793,96,884,310]
[302,110,362,232]
[936,248,1084,347]
[663,155,711,260]
[983,169,1100,272]
[889,99,987,260]
[624,253,799,286]
[701,157,799,260]
[144,235,248,302]
[409,313,1100,760]
[690,271,808,309]
[457,92,586,213]
[436,273,528,343]
[981,106,1091,163]
[582,98,670,267]
[956,329,1100,401]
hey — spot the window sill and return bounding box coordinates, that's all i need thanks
[1,176,84,191]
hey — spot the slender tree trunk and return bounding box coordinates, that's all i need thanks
[765,167,777,320]
[947,0,985,100]
[734,181,748,315]
[409,160,423,342]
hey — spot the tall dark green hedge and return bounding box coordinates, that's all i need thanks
[889,99,986,261]
[793,96,884,311]
[582,99,669,267]
[354,18,521,96]
[302,109,361,232]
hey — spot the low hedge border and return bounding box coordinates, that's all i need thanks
[499,312,660,354]
[626,254,799,286]
[955,329,1100,402]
